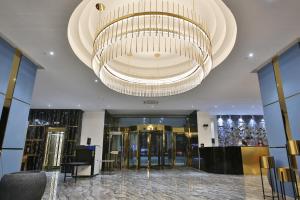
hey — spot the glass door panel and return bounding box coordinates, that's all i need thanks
[111,134,122,152]
[150,131,162,167]
[164,131,173,166]
[139,131,148,168]
[175,134,187,166]
[128,131,138,168]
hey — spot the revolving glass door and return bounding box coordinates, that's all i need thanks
[127,125,173,169]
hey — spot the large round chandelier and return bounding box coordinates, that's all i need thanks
[68,0,237,97]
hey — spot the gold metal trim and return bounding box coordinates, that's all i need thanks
[47,127,66,132]
[272,56,297,169]
[241,147,269,175]
[96,3,105,12]
[260,156,275,169]
[0,49,22,147]
[288,140,300,156]
[277,167,296,182]
[272,56,292,140]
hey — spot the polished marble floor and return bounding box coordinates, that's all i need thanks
[42,168,276,200]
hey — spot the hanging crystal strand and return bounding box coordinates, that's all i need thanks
[192,10,195,44]
[121,6,124,57]
[167,1,170,38]
[126,3,129,38]
[172,1,175,38]
[177,4,180,39]
[152,36,155,52]
[196,14,200,52]
[187,8,191,43]
[155,0,158,36]
[149,0,152,37]
[183,5,185,41]
[164,36,167,53]
[138,0,140,38]
[115,7,120,43]
[161,0,164,37]
[111,10,115,44]
[147,35,149,52]
[132,1,134,39]
[143,0,146,37]
[180,38,182,57]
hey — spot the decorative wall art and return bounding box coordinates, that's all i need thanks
[217,115,268,147]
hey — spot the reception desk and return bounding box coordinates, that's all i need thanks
[199,146,269,175]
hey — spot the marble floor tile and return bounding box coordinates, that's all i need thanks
[42,168,285,200]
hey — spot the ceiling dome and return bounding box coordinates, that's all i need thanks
[68,0,237,97]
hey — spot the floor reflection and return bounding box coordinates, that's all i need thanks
[42,168,274,200]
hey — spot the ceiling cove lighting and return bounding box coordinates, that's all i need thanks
[68,0,237,97]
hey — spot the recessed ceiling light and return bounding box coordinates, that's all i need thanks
[48,104,51,108]
[77,104,81,107]
[94,79,98,83]
[49,51,54,56]
[248,52,254,58]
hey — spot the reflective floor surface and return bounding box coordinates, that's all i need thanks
[42,168,278,200]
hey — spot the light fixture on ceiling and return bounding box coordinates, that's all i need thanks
[248,52,254,58]
[94,79,99,83]
[48,104,51,108]
[49,51,54,56]
[68,0,237,97]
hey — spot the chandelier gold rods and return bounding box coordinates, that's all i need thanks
[93,11,210,48]
[94,26,211,62]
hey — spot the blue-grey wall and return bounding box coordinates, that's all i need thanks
[257,42,300,197]
[0,37,37,177]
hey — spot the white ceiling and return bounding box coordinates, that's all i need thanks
[0,0,299,115]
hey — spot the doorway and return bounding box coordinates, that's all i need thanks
[126,125,174,169]
[110,125,195,169]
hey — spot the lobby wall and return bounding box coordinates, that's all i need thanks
[0,37,37,178]
[257,41,300,197]
[23,109,83,171]
[80,111,105,170]
[197,112,218,147]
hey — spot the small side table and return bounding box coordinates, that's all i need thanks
[61,162,90,183]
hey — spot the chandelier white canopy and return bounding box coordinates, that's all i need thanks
[68,0,237,97]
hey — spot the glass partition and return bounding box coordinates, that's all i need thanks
[128,131,138,168]
[108,125,195,169]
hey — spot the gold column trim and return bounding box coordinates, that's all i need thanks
[272,56,297,169]
[272,56,292,140]
[0,49,22,148]
[4,49,22,107]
